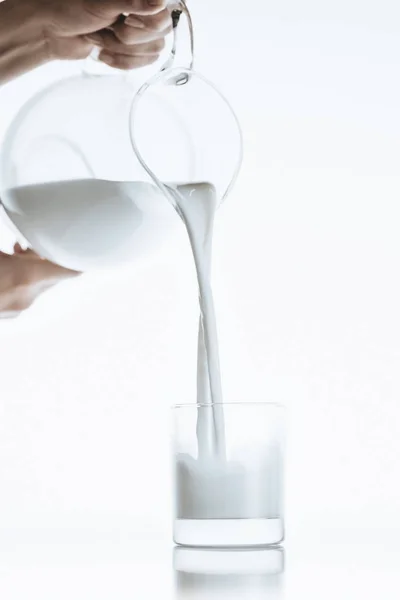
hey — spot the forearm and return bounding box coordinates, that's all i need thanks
[0,0,49,85]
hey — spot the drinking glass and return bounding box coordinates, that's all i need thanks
[172,402,285,547]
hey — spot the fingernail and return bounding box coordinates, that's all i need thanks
[100,52,115,66]
[125,16,146,28]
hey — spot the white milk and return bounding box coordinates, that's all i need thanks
[172,183,226,460]
[1,179,180,272]
[173,183,282,531]
[175,451,282,519]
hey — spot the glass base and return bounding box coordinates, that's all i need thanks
[174,518,284,548]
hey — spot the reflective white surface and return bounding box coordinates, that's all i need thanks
[1,1,400,598]
[174,546,284,599]
[0,528,399,599]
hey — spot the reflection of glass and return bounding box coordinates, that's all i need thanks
[174,546,285,600]
[172,403,285,548]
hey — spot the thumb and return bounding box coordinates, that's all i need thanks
[88,0,168,17]
[32,259,81,284]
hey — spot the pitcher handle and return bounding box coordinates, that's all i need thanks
[159,1,194,82]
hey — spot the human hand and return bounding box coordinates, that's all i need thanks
[41,0,174,69]
[0,0,175,84]
[0,243,79,319]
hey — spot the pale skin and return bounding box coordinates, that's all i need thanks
[0,0,173,318]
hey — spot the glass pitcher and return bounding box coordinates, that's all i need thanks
[0,2,243,272]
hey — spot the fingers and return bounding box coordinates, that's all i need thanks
[113,7,172,43]
[113,20,172,45]
[85,7,173,70]
[31,258,80,281]
[12,243,80,277]
[13,243,40,259]
[0,247,79,319]
[128,0,168,14]
[13,242,26,254]
[99,50,160,69]
[86,0,169,19]
[87,28,166,56]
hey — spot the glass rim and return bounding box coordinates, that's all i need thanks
[171,401,285,410]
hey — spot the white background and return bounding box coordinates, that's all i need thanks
[1,0,400,597]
